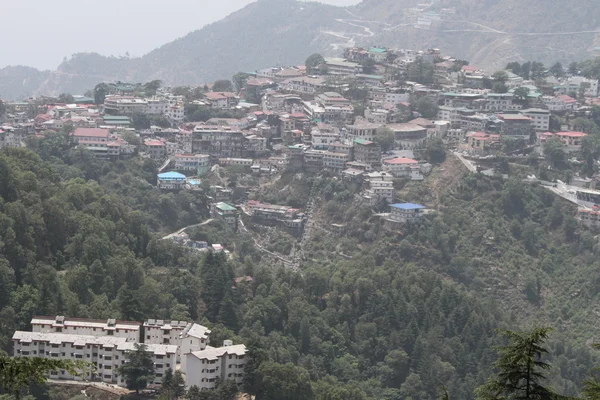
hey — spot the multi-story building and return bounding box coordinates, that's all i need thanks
[386,123,428,149]
[13,331,177,387]
[157,171,187,191]
[203,92,240,109]
[322,151,350,172]
[353,139,381,168]
[324,58,362,75]
[498,114,533,140]
[103,96,148,115]
[312,131,340,150]
[345,122,380,142]
[303,150,325,172]
[520,108,550,132]
[466,131,501,154]
[303,92,354,127]
[71,128,114,159]
[13,316,227,388]
[388,203,426,223]
[174,154,211,174]
[363,180,394,205]
[191,125,245,161]
[144,139,166,160]
[383,157,422,179]
[281,76,325,95]
[31,316,141,340]
[211,202,238,232]
[185,343,247,389]
[143,319,210,368]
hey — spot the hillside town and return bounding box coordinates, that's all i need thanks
[5,44,600,395]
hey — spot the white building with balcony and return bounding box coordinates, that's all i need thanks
[185,343,247,389]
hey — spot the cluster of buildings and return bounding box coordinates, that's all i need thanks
[12,316,246,390]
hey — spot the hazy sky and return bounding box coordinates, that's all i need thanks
[0,0,359,70]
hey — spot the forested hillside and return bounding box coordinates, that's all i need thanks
[1,138,599,399]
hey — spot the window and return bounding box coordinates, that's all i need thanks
[105,366,111,370]
[107,331,114,336]
[56,327,62,332]
[147,335,151,340]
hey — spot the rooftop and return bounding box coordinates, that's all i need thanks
[158,171,186,180]
[72,128,109,138]
[189,344,247,361]
[384,157,418,165]
[215,202,237,212]
[390,203,426,210]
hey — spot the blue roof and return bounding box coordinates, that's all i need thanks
[390,203,426,210]
[158,171,186,180]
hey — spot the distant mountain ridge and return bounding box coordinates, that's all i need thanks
[1,0,600,99]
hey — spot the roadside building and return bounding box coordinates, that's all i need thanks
[211,202,239,232]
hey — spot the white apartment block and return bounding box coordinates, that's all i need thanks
[12,331,177,387]
[13,316,242,390]
[31,316,141,341]
[143,319,210,368]
[185,343,247,389]
[363,180,394,205]
[322,151,350,172]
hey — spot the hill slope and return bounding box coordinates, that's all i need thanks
[2,0,600,98]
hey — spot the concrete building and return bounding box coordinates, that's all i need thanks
[12,332,177,387]
[322,151,351,172]
[203,92,240,109]
[312,131,340,150]
[185,343,247,389]
[383,157,423,180]
[174,154,211,174]
[190,125,245,161]
[157,171,187,191]
[498,114,533,140]
[104,96,148,115]
[388,203,426,223]
[520,108,550,132]
[13,316,231,389]
[324,58,362,75]
[353,139,381,168]
[363,180,394,205]
[211,202,239,232]
[578,208,600,228]
[31,316,140,341]
[144,139,166,160]
[346,122,380,142]
[386,123,428,149]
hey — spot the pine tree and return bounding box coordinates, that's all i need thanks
[475,328,572,400]
[172,370,186,399]
[163,368,174,399]
[118,344,155,393]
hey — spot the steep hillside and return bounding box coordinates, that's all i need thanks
[354,0,600,69]
[2,0,600,98]
[0,66,50,101]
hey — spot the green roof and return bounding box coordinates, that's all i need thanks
[216,202,236,211]
[354,138,374,145]
[369,47,387,53]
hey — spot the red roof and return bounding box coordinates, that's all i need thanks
[384,157,418,165]
[556,131,587,138]
[557,94,577,104]
[72,128,109,138]
[462,65,478,73]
